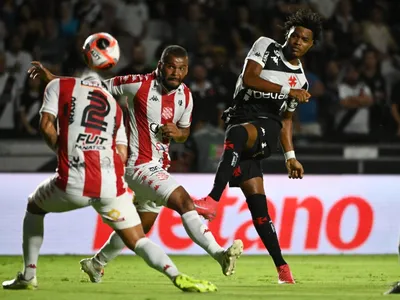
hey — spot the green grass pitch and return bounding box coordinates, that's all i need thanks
[1,255,399,299]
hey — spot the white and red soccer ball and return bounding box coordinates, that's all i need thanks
[82,32,120,71]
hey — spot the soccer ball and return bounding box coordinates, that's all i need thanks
[82,32,120,71]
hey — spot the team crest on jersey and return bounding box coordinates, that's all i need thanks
[288,75,297,87]
[162,107,173,120]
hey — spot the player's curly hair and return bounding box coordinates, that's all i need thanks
[284,9,323,43]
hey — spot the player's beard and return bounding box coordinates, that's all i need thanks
[162,76,181,91]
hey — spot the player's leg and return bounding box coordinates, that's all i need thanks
[166,186,243,276]
[3,178,89,290]
[93,193,217,292]
[127,163,243,276]
[194,123,258,220]
[239,163,294,284]
[82,210,159,283]
[2,200,46,290]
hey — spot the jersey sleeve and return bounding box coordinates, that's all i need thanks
[103,74,146,98]
[246,37,275,68]
[40,79,60,117]
[177,91,193,128]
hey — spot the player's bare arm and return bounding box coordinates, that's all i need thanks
[116,144,128,164]
[280,110,304,179]
[243,60,310,103]
[160,123,190,143]
[40,112,58,153]
[28,61,58,82]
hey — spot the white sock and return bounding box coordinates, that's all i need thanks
[181,210,224,260]
[134,237,180,280]
[93,231,125,268]
[22,211,44,280]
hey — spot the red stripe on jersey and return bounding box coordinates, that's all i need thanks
[183,86,192,123]
[134,79,153,166]
[124,103,131,163]
[160,92,175,169]
[113,72,155,86]
[56,78,76,191]
[113,105,125,196]
[82,90,107,198]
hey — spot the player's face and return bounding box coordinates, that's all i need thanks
[159,55,189,90]
[287,26,314,58]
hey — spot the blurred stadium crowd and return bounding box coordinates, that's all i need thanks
[0,0,400,172]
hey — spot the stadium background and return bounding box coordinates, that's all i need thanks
[1,1,400,299]
[0,0,400,257]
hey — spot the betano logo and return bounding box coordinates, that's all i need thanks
[92,189,373,251]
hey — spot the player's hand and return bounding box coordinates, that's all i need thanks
[28,61,56,82]
[160,123,182,140]
[285,158,304,179]
[289,89,311,103]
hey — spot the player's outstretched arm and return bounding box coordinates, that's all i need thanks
[243,60,310,103]
[280,111,304,179]
[28,61,61,82]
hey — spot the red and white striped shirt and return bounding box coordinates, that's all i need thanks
[40,77,127,198]
[104,71,193,169]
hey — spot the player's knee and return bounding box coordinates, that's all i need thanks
[246,193,270,220]
[26,200,47,215]
[166,186,194,214]
[226,125,248,147]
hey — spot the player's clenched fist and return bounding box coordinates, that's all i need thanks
[289,89,311,103]
[160,123,182,139]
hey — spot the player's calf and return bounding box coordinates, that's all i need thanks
[208,124,248,202]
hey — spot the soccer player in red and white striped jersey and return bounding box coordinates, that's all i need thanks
[2,75,217,292]
[27,45,244,281]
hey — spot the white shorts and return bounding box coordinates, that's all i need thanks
[29,177,141,230]
[125,162,180,214]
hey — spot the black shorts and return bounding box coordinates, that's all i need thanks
[229,118,281,188]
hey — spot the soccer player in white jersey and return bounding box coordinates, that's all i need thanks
[28,45,243,283]
[2,75,217,292]
[193,9,323,284]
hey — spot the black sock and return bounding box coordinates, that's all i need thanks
[246,194,286,267]
[209,125,248,201]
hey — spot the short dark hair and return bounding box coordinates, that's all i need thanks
[160,45,188,62]
[284,9,323,43]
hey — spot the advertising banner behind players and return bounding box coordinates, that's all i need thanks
[1,174,398,255]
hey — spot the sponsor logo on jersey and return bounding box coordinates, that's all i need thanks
[69,97,76,125]
[75,133,108,150]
